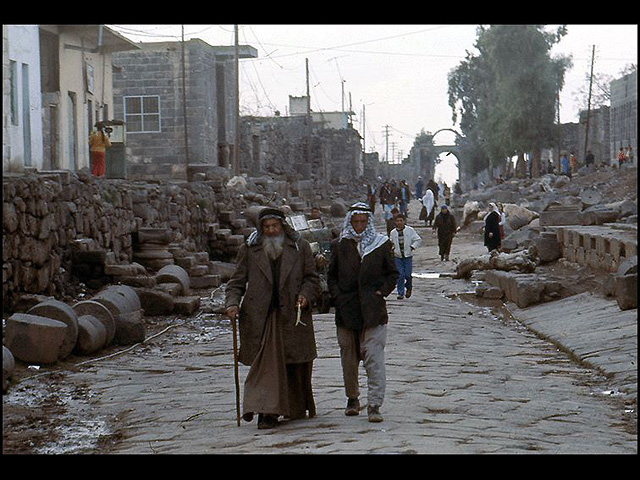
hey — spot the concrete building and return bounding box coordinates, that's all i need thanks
[38,25,139,172]
[3,25,44,172]
[609,70,637,166]
[3,25,139,174]
[112,39,257,181]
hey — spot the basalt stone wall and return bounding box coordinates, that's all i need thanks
[3,170,237,312]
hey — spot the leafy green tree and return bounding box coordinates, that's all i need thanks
[448,25,571,178]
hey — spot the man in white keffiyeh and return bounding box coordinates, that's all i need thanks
[329,202,398,423]
[340,202,388,258]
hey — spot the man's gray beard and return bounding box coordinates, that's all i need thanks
[263,233,285,260]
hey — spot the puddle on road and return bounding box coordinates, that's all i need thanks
[412,272,441,279]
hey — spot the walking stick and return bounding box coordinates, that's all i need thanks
[231,316,241,426]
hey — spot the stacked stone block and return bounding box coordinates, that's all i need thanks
[3,170,250,309]
[555,225,637,273]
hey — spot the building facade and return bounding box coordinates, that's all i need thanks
[609,70,637,165]
[112,39,257,181]
[3,25,44,172]
[39,25,138,172]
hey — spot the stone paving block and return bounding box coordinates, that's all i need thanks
[74,315,108,355]
[3,346,15,391]
[173,296,201,316]
[105,263,147,276]
[73,300,116,346]
[157,282,182,296]
[189,274,221,289]
[134,287,175,316]
[174,255,197,269]
[156,264,190,295]
[615,274,637,310]
[189,265,209,277]
[27,299,79,359]
[114,310,146,345]
[5,313,68,364]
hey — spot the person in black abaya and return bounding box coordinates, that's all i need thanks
[484,203,502,252]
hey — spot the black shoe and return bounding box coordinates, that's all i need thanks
[397,295,404,300]
[345,398,360,416]
[405,289,412,298]
[258,414,278,429]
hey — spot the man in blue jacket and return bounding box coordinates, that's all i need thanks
[328,202,398,423]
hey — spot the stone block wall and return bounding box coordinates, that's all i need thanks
[555,224,638,273]
[2,170,246,311]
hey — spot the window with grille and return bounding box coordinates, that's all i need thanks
[124,95,161,133]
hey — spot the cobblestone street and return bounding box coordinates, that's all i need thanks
[6,209,634,455]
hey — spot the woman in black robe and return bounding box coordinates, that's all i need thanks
[484,203,502,252]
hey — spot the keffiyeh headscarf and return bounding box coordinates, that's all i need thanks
[340,202,388,258]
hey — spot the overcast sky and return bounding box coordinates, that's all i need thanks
[109,24,637,184]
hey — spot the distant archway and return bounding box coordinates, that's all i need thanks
[431,129,462,185]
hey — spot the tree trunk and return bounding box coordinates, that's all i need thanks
[531,147,542,178]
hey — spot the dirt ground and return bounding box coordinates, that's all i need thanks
[2,166,636,454]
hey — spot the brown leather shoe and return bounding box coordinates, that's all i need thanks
[367,405,383,423]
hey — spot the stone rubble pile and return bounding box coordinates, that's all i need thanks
[456,169,637,311]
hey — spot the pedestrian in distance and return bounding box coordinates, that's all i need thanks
[398,180,411,217]
[618,146,625,167]
[89,122,111,177]
[433,204,457,261]
[386,207,400,236]
[420,188,435,227]
[497,202,506,246]
[569,151,578,176]
[625,145,634,166]
[379,181,395,221]
[225,207,321,429]
[328,202,398,423]
[484,203,502,253]
[561,153,571,178]
[389,214,421,299]
[414,176,424,200]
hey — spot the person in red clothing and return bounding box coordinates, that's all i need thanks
[89,122,111,177]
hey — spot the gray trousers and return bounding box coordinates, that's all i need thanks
[337,324,387,407]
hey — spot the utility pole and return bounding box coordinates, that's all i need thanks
[181,26,190,179]
[306,58,312,176]
[383,125,391,163]
[362,104,366,153]
[233,24,240,176]
[583,45,596,162]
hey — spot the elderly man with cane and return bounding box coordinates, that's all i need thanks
[225,207,321,429]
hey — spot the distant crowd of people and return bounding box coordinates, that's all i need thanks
[491,145,635,185]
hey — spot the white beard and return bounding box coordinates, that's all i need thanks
[263,233,285,260]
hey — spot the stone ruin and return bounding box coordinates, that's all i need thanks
[455,168,637,311]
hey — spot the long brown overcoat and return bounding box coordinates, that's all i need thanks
[225,230,321,366]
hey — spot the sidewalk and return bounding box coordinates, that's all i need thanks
[506,292,637,398]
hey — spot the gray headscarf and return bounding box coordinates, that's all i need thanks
[246,207,300,248]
